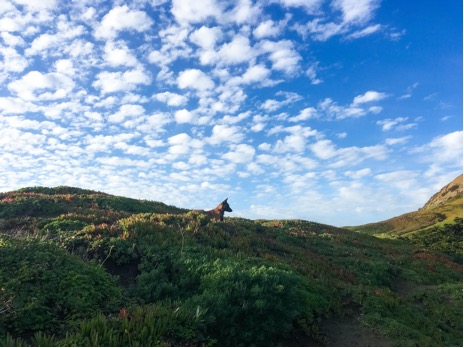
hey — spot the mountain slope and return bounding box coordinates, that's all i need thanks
[347,174,463,259]
[0,186,462,346]
[422,175,463,210]
[349,174,462,235]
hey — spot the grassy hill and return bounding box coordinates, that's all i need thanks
[0,186,462,346]
[346,175,463,260]
[0,186,187,219]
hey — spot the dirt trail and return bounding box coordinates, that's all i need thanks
[318,279,428,346]
[320,318,391,347]
[316,300,392,347]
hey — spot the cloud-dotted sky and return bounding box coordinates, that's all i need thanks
[0,0,462,226]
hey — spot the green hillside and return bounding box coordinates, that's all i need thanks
[0,186,187,220]
[0,187,462,346]
[347,175,463,260]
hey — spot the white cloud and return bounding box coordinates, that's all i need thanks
[97,156,151,168]
[368,106,383,114]
[413,131,463,166]
[137,112,172,133]
[310,139,338,159]
[315,92,387,119]
[220,111,250,125]
[108,104,145,123]
[174,109,195,124]
[171,0,222,25]
[253,19,284,39]
[1,32,25,46]
[289,107,318,122]
[168,133,192,145]
[332,0,380,24]
[375,170,419,191]
[352,90,388,104]
[153,92,188,106]
[93,69,151,94]
[25,19,85,57]
[8,71,75,101]
[240,64,271,84]
[260,92,302,111]
[104,40,139,67]
[0,46,28,73]
[94,5,153,39]
[114,141,150,156]
[376,117,417,131]
[216,35,255,66]
[385,136,411,145]
[223,143,255,163]
[306,62,323,84]
[54,59,75,76]
[208,125,244,145]
[273,0,323,13]
[310,138,389,167]
[344,168,371,179]
[167,135,205,160]
[295,19,345,41]
[0,114,55,131]
[189,154,208,166]
[190,26,223,49]
[12,0,57,11]
[84,111,103,122]
[225,0,262,24]
[260,39,301,75]
[294,0,382,42]
[274,134,307,153]
[177,69,215,91]
[269,125,318,153]
[347,24,382,39]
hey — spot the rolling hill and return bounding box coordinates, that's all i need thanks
[0,185,462,346]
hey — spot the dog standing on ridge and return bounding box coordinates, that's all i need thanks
[193,198,233,221]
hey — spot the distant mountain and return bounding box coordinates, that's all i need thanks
[348,174,463,259]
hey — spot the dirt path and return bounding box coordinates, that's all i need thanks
[316,300,392,347]
[319,318,392,347]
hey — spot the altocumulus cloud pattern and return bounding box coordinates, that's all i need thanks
[0,0,462,226]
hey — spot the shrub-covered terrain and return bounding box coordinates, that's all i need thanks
[0,186,462,346]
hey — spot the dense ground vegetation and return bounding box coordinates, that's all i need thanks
[0,187,462,346]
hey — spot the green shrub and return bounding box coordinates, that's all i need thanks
[60,302,212,347]
[188,258,328,346]
[0,236,121,336]
[40,219,88,238]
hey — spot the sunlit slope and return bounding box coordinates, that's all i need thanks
[347,174,463,259]
[348,174,462,236]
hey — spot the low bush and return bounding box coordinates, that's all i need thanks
[0,236,121,337]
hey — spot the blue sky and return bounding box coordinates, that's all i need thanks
[0,0,462,226]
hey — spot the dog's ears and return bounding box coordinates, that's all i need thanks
[223,198,228,203]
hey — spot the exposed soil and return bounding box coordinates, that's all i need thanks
[317,300,392,347]
[319,318,391,347]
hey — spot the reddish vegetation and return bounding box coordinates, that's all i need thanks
[415,251,463,272]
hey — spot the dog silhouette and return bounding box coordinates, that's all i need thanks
[193,198,233,222]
